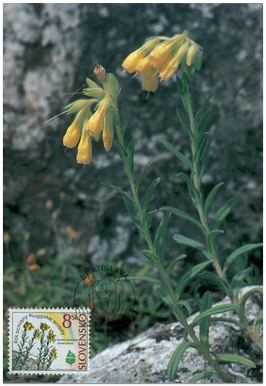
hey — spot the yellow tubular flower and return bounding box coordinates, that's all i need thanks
[86,98,109,137]
[135,56,153,76]
[122,38,161,74]
[63,110,83,148]
[159,40,190,82]
[76,125,92,165]
[142,67,159,92]
[186,43,197,66]
[102,110,114,152]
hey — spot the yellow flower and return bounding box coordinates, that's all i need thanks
[40,323,50,331]
[122,38,161,74]
[102,109,114,152]
[48,329,56,344]
[86,98,109,137]
[24,322,34,331]
[63,110,83,149]
[76,125,92,165]
[142,67,159,92]
[51,347,58,359]
[34,328,41,340]
[122,31,202,90]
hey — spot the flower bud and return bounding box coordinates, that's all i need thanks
[94,65,107,84]
[86,98,109,137]
[27,254,36,264]
[29,264,41,271]
[186,43,197,66]
[102,110,114,152]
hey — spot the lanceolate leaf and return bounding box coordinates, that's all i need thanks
[196,110,212,138]
[176,109,194,140]
[199,141,212,182]
[154,283,174,308]
[114,140,128,159]
[102,183,134,204]
[194,133,208,164]
[167,254,186,275]
[127,138,135,174]
[211,195,241,231]
[254,310,263,340]
[215,354,256,369]
[203,182,224,222]
[223,243,263,274]
[190,304,238,329]
[142,250,158,264]
[194,94,214,124]
[142,177,160,215]
[174,300,192,316]
[231,267,253,302]
[142,210,157,234]
[207,230,224,255]
[199,271,231,295]
[173,235,212,260]
[136,161,153,191]
[159,139,193,171]
[176,76,184,96]
[123,198,141,231]
[121,106,130,134]
[182,72,192,95]
[161,206,206,234]
[118,275,162,285]
[154,211,172,265]
[238,287,263,324]
[188,371,221,383]
[175,261,212,300]
[168,342,201,380]
[200,291,212,354]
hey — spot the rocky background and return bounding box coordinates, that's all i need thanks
[4,4,262,279]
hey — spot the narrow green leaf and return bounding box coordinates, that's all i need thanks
[121,106,130,134]
[194,133,209,164]
[123,198,141,231]
[154,283,174,308]
[207,230,224,255]
[223,243,263,274]
[176,109,194,140]
[173,235,212,260]
[188,372,221,383]
[168,342,200,380]
[211,195,241,231]
[194,50,202,71]
[238,287,263,323]
[135,161,153,192]
[196,110,212,139]
[254,310,263,339]
[191,304,238,329]
[176,76,184,95]
[102,183,134,204]
[142,250,158,264]
[174,300,192,316]
[198,271,231,295]
[118,275,162,285]
[175,261,212,300]
[167,254,186,275]
[114,140,128,159]
[203,182,224,222]
[180,95,188,112]
[231,267,253,302]
[194,94,214,124]
[177,173,201,202]
[159,139,193,171]
[154,211,172,265]
[199,141,212,182]
[142,177,160,215]
[161,206,206,234]
[200,291,212,354]
[216,354,256,369]
[182,72,192,95]
[210,317,244,329]
[142,210,157,234]
[127,138,135,174]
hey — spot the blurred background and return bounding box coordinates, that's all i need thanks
[3,3,262,382]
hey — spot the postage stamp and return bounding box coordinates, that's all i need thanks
[8,308,90,374]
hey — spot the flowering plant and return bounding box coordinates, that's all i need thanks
[49,31,262,382]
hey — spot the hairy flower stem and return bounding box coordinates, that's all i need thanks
[115,120,234,384]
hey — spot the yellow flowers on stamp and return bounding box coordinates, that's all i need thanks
[9,308,90,374]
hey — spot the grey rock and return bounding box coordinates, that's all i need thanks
[4,4,262,276]
[58,286,263,383]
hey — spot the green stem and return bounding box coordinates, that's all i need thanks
[114,118,234,383]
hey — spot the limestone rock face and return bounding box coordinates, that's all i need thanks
[4,4,262,273]
[58,286,262,383]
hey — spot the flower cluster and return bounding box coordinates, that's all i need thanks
[40,323,50,331]
[122,31,202,92]
[48,329,56,344]
[63,65,120,165]
[24,322,34,331]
